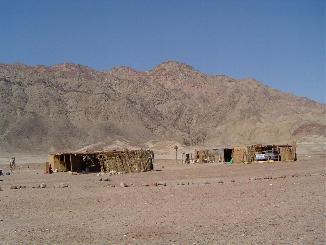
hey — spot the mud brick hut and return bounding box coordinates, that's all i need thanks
[48,149,154,173]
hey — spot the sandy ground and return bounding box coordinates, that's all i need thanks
[0,155,325,244]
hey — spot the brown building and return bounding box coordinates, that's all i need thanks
[48,149,154,173]
[193,143,296,164]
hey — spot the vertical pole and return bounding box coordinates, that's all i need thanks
[70,154,73,172]
[174,145,178,164]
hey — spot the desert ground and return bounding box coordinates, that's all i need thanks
[0,149,325,244]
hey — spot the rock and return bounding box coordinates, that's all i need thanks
[97,173,104,177]
[231,179,235,183]
[39,183,46,188]
[99,178,103,181]
[217,180,224,184]
[56,183,69,188]
[120,182,128,187]
[157,182,167,186]
[10,185,18,189]
[109,170,117,175]
[103,178,110,182]
[142,183,150,187]
[203,181,210,185]
[263,176,273,180]
[273,175,286,179]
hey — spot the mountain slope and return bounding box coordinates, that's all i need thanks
[0,61,325,152]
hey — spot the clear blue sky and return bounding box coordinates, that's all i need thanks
[0,0,325,102]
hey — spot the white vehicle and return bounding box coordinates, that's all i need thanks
[255,152,267,161]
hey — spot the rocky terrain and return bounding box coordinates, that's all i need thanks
[0,61,325,153]
[0,156,325,244]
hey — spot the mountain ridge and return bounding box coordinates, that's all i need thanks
[0,61,325,153]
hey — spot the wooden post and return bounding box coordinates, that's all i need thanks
[174,145,178,164]
[70,154,73,172]
[64,154,66,171]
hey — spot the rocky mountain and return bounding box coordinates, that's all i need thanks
[0,61,325,153]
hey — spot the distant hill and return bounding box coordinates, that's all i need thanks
[0,61,325,153]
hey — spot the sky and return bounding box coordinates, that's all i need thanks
[0,0,325,102]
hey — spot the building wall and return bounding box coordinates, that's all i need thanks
[233,147,248,163]
[279,146,296,161]
[98,150,154,173]
[48,155,66,172]
[195,149,222,163]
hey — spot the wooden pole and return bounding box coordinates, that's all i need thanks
[70,154,73,172]
[174,145,178,164]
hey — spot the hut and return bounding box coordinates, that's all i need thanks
[193,144,297,164]
[247,144,297,163]
[48,149,154,173]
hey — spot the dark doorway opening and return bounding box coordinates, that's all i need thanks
[224,149,233,162]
